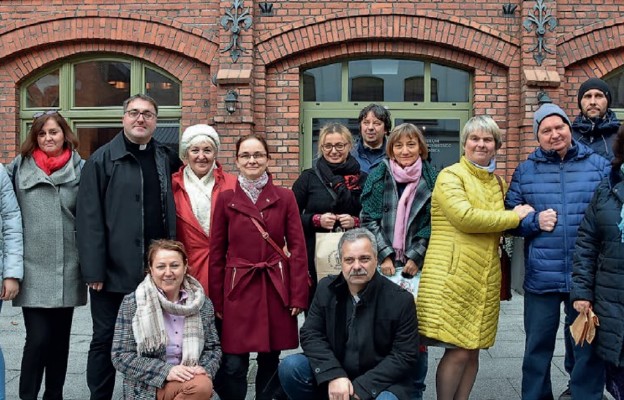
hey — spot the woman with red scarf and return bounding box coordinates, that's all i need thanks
[8,110,86,400]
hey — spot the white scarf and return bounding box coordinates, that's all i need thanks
[183,165,216,235]
[132,274,205,366]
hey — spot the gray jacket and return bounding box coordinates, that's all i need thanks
[0,164,23,283]
[9,152,87,307]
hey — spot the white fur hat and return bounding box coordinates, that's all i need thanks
[180,124,220,155]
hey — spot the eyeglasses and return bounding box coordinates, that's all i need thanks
[237,152,268,161]
[124,109,157,121]
[321,143,348,152]
[33,110,60,120]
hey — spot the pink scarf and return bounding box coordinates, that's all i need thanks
[390,158,422,262]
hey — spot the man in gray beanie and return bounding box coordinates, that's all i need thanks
[506,103,611,400]
[571,77,621,160]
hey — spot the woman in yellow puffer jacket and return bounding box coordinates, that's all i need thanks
[417,116,534,400]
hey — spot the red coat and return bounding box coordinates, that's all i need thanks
[209,177,309,354]
[172,163,236,295]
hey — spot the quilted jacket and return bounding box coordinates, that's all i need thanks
[417,157,520,349]
[572,168,624,366]
[505,142,610,294]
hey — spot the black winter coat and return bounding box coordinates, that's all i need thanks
[76,133,182,293]
[292,166,365,284]
[572,167,624,366]
[300,272,420,400]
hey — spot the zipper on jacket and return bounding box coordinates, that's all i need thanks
[231,267,237,289]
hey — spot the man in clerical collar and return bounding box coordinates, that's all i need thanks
[76,94,182,399]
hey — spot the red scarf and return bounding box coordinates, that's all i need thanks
[32,147,72,175]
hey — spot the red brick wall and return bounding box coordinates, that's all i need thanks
[0,1,623,185]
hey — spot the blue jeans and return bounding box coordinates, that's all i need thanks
[521,291,605,400]
[0,300,5,400]
[278,354,399,400]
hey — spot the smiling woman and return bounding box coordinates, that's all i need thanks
[112,239,221,400]
[171,124,236,296]
[7,111,85,400]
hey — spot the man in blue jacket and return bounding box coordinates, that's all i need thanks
[572,78,620,161]
[352,104,391,173]
[506,103,610,400]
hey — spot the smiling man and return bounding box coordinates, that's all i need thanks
[76,94,182,399]
[505,103,611,400]
[352,104,392,173]
[571,78,621,160]
[278,228,420,400]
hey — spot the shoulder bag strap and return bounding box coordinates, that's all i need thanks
[314,167,338,201]
[494,174,505,202]
[249,217,290,260]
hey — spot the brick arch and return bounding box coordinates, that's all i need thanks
[255,11,519,68]
[558,18,624,68]
[0,11,218,65]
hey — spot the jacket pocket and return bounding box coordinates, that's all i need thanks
[448,242,459,275]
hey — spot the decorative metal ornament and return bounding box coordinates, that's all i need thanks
[259,2,274,17]
[523,0,558,66]
[220,0,253,63]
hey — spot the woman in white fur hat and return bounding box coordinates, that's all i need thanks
[172,124,236,296]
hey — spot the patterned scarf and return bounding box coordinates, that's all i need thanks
[132,274,205,366]
[238,172,269,204]
[32,147,72,175]
[389,158,422,262]
[183,164,216,235]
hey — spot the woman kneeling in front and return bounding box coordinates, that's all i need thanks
[112,239,221,400]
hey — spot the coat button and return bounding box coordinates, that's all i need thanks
[314,368,320,373]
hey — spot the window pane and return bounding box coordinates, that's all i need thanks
[302,63,342,102]
[348,59,425,102]
[395,118,461,171]
[74,61,130,107]
[26,70,60,108]
[430,64,469,103]
[76,126,120,159]
[605,72,624,109]
[76,123,179,158]
[145,68,180,106]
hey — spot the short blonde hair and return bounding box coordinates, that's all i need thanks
[317,123,354,157]
[386,123,429,161]
[460,116,503,151]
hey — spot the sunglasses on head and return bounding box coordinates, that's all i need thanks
[33,110,61,120]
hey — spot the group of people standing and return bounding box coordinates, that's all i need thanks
[0,76,623,400]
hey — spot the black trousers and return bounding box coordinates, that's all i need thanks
[214,351,281,400]
[86,289,125,400]
[19,307,74,400]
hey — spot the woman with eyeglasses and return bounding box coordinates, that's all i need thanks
[360,123,438,399]
[292,123,366,301]
[172,124,236,296]
[7,110,87,400]
[209,134,309,400]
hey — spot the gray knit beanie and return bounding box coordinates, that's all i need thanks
[533,103,571,137]
[180,124,220,156]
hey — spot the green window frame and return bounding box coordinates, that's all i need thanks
[300,59,473,169]
[19,56,182,158]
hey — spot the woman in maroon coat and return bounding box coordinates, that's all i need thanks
[209,134,309,400]
[172,124,236,295]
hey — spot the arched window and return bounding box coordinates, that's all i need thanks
[300,58,472,170]
[20,57,182,158]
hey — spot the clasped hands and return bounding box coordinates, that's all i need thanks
[328,377,360,400]
[166,364,208,383]
[319,213,355,230]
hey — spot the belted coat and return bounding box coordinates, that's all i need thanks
[208,177,309,354]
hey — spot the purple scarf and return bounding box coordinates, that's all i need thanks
[390,158,422,262]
